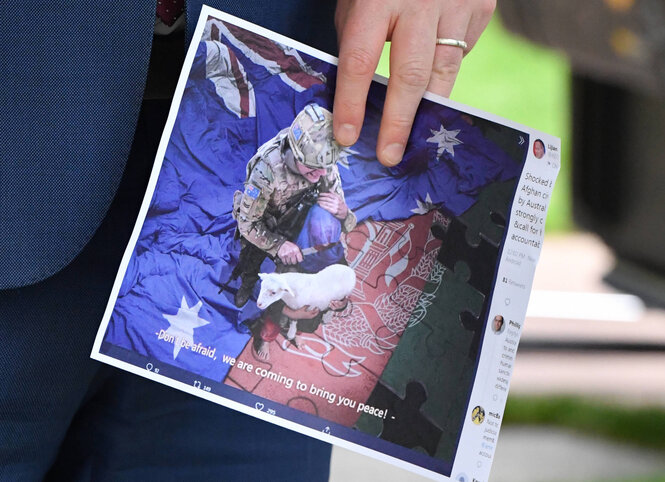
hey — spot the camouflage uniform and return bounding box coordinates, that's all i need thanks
[232,130,356,258]
[230,104,356,307]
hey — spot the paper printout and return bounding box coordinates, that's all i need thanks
[92,6,561,480]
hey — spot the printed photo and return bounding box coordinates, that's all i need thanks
[92,8,555,479]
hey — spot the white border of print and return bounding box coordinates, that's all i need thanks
[92,5,561,481]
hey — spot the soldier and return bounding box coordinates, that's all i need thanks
[231,103,356,308]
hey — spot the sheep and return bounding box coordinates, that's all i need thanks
[256,264,356,312]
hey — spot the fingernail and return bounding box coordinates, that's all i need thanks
[336,123,357,146]
[381,143,404,166]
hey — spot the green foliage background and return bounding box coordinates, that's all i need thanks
[376,18,572,231]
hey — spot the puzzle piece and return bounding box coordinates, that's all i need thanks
[431,217,498,297]
[346,211,442,293]
[434,371,478,462]
[227,315,384,425]
[356,381,442,457]
[471,116,529,166]
[222,207,494,451]
[458,180,516,248]
[381,262,485,460]
[285,396,320,417]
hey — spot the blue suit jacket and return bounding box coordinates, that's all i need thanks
[0,0,337,289]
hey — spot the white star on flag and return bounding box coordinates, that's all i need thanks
[338,147,360,170]
[411,193,435,215]
[427,125,463,158]
[162,296,210,359]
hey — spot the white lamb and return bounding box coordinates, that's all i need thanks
[255,264,355,353]
[256,264,356,312]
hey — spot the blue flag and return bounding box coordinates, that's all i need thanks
[104,18,525,381]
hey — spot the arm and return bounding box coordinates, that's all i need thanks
[283,305,321,319]
[320,165,357,232]
[236,162,286,258]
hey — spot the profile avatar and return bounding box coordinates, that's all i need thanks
[471,406,485,425]
[533,139,545,159]
[492,315,504,333]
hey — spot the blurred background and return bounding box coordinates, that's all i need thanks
[332,1,665,480]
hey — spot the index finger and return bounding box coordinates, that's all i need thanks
[376,7,438,166]
[333,2,390,147]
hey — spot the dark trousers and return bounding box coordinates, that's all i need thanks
[0,100,330,482]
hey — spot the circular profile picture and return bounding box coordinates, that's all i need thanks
[492,315,505,334]
[471,406,485,425]
[533,139,546,159]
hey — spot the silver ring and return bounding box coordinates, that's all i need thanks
[436,38,468,49]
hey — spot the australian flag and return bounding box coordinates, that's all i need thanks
[103,17,525,381]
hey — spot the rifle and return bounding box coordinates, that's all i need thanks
[219,184,321,294]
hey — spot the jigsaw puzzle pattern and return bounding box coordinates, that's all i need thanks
[458,180,514,248]
[224,177,516,461]
[225,210,443,426]
[356,180,516,462]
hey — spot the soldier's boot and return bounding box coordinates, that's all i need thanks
[234,275,258,307]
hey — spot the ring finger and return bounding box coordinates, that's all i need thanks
[427,11,472,98]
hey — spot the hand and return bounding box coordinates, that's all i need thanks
[317,192,349,220]
[283,305,321,319]
[328,297,349,311]
[277,241,303,265]
[333,0,495,166]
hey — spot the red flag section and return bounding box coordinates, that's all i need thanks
[206,18,326,93]
[224,211,446,427]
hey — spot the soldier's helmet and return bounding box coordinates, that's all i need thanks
[287,104,340,169]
